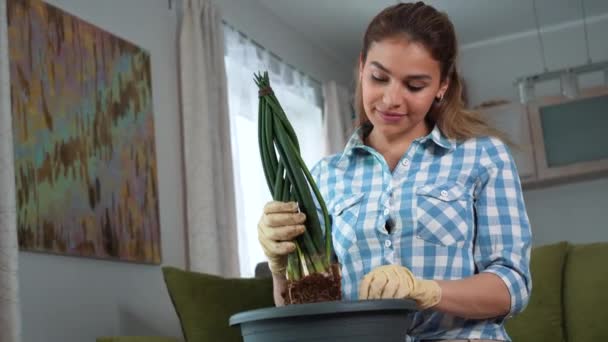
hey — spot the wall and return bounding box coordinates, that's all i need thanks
[459,14,608,246]
[523,177,608,246]
[17,0,186,341]
[15,0,351,341]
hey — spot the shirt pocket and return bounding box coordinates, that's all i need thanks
[329,193,365,257]
[414,182,472,247]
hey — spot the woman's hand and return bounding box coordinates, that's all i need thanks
[359,265,512,319]
[257,201,306,276]
[358,265,441,310]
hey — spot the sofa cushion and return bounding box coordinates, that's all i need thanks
[505,241,568,342]
[162,266,274,342]
[564,242,608,342]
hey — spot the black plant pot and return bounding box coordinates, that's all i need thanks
[229,299,418,341]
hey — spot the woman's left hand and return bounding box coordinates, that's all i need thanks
[358,265,442,309]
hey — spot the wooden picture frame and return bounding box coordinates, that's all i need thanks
[528,86,608,181]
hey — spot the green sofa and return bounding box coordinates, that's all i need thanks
[98,241,608,342]
[97,266,274,342]
[505,241,608,342]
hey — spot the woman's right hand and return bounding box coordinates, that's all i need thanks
[258,201,306,276]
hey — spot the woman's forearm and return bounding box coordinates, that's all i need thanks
[434,272,511,319]
[272,274,287,306]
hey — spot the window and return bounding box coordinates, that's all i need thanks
[224,25,325,277]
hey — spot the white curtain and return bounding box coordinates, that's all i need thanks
[322,81,355,155]
[0,0,22,340]
[179,0,239,277]
[223,25,325,277]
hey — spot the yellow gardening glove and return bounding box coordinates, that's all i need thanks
[358,265,442,310]
[258,201,306,276]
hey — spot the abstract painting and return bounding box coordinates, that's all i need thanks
[7,0,161,263]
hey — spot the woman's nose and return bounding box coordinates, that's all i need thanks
[382,83,403,108]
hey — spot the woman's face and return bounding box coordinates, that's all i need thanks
[359,37,448,140]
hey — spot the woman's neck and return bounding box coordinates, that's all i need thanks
[365,121,431,171]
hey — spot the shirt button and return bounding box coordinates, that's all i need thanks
[385,240,392,248]
[440,190,449,198]
[383,208,390,216]
[401,158,410,167]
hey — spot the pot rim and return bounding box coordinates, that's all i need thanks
[229,299,417,326]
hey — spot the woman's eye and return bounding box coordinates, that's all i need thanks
[407,85,425,92]
[371,74,388,83]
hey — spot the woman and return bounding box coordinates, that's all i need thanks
[257,2,531,341]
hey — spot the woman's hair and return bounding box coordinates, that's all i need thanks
[355,2,505,142]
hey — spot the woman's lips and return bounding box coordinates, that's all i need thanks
[377,110,406,123]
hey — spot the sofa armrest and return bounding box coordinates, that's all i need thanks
[97,336,182,342]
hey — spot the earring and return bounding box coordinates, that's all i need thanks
[435,94,444,104]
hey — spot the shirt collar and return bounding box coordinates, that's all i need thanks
[424,124,455,151]
[338,123,455,165]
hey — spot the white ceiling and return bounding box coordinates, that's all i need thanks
[254,0,608,64]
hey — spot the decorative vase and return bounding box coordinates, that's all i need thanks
[230,299,417,341]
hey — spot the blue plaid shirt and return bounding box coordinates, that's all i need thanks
[311,125,532,341]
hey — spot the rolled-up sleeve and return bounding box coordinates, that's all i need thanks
[474,138,532,318]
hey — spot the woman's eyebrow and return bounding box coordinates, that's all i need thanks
[370,61,431,80]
